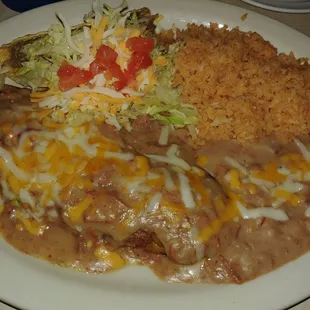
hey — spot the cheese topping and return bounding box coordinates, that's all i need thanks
[237,201,289,221]
[94,244,125,270]
[221,140,310,211]
[28,13,166,133]
[178,172,196,208]
[1,103,309,243]
[158,125,169,145]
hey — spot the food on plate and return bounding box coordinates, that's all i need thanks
[0,0,310,284]
[173,24,310,146]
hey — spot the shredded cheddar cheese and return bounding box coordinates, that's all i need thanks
[94,16,109,47]
[16,211,46,236]
[197,155,208,167]
[67,196,93,222]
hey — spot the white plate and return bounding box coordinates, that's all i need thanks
[241,0,310,13]
[0,0,310,309]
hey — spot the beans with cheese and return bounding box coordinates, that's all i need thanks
[0,87,310,283]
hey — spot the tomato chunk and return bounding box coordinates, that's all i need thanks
[90,44,119,76]
[113,78,128,91]
[127,52,153,79]
[89,44,128,90]
[126,37,154,53]
[90,60,105,76]
[57,65,93,91]
[96,44,118,66]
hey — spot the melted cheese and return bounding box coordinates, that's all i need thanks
[294,139,310,161]
[19,189,36,208]
[225,157,247,175]
[146,192,162,213]
[229,169,240,189]
[237,201,289,221]
[135,156,150,176]
[94,245,125,269]
[16,211,46,235]
[196,155,208,167]
[67,196,93,223]
[158,167,175,191]
[0,145,29,181]
[146,147,191,171]
[275,178,304,193]
[158,126,169,145]
[199,195,240,242]
[1,179,15,200]
[252,163,287,183]
[178,172,196,208]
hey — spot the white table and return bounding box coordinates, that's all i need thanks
[0,1,309,309]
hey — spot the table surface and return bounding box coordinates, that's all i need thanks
[0,0,309,309]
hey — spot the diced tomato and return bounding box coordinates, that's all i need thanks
[89,44,128,90]
[96,44,118,63]
[126,37,154,53]
[90,44,118,76]
[113,78,128,91]
[105,71,113,80]
[126,52,153,78]
[107,63,122,79]
[109,64,127,91]
[90,60,105,76]
[57,65,93,91]
[57,42,153,92]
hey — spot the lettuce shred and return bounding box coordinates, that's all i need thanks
[9,24,84,90]
[122,43,198,128]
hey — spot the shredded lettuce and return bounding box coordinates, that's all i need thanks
[102,0,128,28]
[121,43,198,128]
[137,43,197,127]
[131,97,198,127]
[125,10,139,28]
[8,1,131,90]
[9,24,84,90]
[5,0,197,130]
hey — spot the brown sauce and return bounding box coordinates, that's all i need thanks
[0,86,310,284]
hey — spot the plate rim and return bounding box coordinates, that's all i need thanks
[241,0,310,13]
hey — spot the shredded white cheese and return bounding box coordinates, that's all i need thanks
[19,189,35,208]
[158,167,175,191]
[1,180,15,200]
[146,154,190,171]
[294,139,310,161]
[237,201,289,221]
[249,176,274,189]
[275,177,304,193]
[0,145,29,181]
[56,13,83,54]
[104,152,134,161]
[146,192,162,213]
[158,126,169,146]
[225,157,248,175]
[178,172,196,208]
